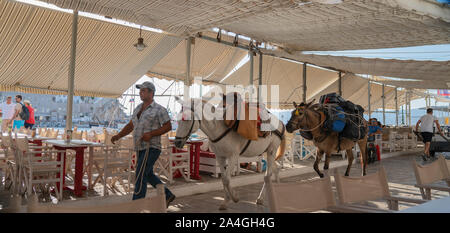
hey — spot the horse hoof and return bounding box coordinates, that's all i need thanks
[233,197,239,203]
[344,173,349,176]
[319,173,324,178]
[219,204,228,211]
[256,199,264,205]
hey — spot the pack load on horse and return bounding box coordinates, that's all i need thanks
[319,92,366,142]
[286,94,368,178]
[222,92,272,141]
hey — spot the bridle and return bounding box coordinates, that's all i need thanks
[174,103,233,143]
[292,104,326,132]
[175,105,200,142]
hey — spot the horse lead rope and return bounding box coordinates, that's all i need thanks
[133,141,150,196]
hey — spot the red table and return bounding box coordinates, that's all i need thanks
[187,139,203,180]
[169,138,203,180]
[45,140,90,197]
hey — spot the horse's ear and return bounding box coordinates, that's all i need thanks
[306,99,315,107]
[293,102,298,108]
[175,96,181,102]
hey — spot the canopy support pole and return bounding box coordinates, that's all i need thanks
[382,84,385,125]
[338,71,342,96]
[395,87,399,127]
[249,47,254,102]
[184,37,193,101]
[408,91,412,126]
[368,79,371,120]
[302,63,307,103]
[66,10,78,134]
[258,51,263,105]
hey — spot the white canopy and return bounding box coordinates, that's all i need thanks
[44,0,450,51]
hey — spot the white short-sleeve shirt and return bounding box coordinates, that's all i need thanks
[0,102,16,120]
[419,114,437,133]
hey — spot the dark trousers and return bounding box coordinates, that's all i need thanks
[132,148,173,200]
[24,123,34,129]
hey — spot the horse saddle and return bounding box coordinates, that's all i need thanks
[224,99,269,140]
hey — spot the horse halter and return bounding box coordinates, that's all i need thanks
[294,105,325,132]
[175,105,200,142]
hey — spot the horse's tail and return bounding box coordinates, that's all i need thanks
[275,136,286,161]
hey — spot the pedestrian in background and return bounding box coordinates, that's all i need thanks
[24,100,35,129]
[0,96,15,132]
[415,108,443,161]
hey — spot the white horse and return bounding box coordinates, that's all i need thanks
[174,97,286,210]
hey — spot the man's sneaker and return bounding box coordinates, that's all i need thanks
[166,194,176,208]
[421,154,428,162]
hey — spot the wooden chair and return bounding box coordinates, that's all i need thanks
[27,184,166,213]
[72,131,83,140]
[412,155,450,200]
[15,137,65,201]
[265,175,336,213]
[154,134,190,184]
[81,130,89,141]
[102,140,133,195]
[1,134,17,192]
[333,167,426,212]
[38,128,46,137]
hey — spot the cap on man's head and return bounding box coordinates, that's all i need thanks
[136,81,155,92]
[24,100,30,105]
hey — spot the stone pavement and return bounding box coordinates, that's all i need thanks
[1,150,449,212]
[166,152,450,213]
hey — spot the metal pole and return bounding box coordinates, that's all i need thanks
[258,51,263,104]
[368,79,371,120]
[395,87,398,127]
[338,71,342,96]
[185,37,192,99]
[249,48,254,101]
[303,63,307,103]
[382,84,385,125]
[66,10,78,133]
[404,91,408,126]
[408,91,412,126]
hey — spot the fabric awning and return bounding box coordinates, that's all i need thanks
[44,0,450,51]
[0,0,181,98]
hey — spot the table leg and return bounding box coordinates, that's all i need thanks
[190,144,202,180]
[88,146,93,189]
[189,144,194,178]
[74,148,86,197]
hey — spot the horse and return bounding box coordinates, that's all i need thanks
[285,100,368,178]
[174,97,286,210]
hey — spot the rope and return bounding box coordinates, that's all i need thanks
[133,142,150,196]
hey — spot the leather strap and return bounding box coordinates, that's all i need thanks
[239,140,252,155]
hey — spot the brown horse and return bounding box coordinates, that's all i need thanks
[286,101,368,178]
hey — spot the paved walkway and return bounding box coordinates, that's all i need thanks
[167,152,450,213]
[1,150,449,212]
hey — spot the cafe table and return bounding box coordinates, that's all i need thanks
[398,196,450,213]
[45,139,102,197]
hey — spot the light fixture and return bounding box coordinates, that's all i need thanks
[134,26,147,51]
